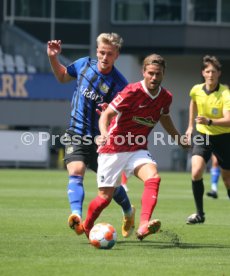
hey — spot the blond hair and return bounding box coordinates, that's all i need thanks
[96,33,123,51]
[142,54,166,71]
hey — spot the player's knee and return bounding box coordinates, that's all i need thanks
[147,172,161,180]
[191,167,204,180]
[98,188,114,202]
[67,161,86,176]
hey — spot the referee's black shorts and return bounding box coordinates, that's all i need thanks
[192,132,230,170]
[63,132,98,172]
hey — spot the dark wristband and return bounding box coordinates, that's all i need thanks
[208,119,213,126]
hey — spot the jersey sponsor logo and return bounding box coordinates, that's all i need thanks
[139,104,148,108]
[99,83,110,94]
[132,116,157,127]
[113,94,123,106]
[81,87,103,103]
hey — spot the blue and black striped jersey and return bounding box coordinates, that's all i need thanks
[66,57,128,137]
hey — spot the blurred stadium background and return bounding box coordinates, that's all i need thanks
[1,0,230,171]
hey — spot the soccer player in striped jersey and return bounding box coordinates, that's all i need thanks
[82,54,189,240]
[186,55,230,225]
[47,33,135,237]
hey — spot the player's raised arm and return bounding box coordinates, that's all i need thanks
[47,40,73,83]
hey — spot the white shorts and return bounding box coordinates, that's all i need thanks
[97,150,156,188]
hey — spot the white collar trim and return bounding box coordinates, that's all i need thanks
[141,80,161,99]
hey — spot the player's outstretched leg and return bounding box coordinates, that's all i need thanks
[136,219,161,241]
[83,196,111,238]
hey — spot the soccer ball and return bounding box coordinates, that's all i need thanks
[89,223,117,249]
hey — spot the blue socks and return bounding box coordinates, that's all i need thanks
[113,185,132,215]
[211,167,220,192]
[67,177,132,217]
[67,176,84,217]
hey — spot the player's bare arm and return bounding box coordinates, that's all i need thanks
[185,100,197,143]
[160,114,190,148]
[47,40,74,83]
[159,114,181,138]
[96,103,109,116]
[96,106,117,145]
[196,110,230,127]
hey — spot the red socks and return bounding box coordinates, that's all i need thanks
[121,172,127,184]
[140,177,161,223]
[83,177,161,237]
[84,196,111,237]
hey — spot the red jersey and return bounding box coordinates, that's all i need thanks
[98,81,172,153]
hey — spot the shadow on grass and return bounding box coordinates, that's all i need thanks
[116,229,230,250]
[117,240,230,249]
[82,228,230,250]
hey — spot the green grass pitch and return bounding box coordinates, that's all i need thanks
[0,169,230,276]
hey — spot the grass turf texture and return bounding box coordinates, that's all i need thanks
[0,169,230,276]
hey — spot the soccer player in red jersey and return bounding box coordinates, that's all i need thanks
[82,53,189,240]
[47,33,134,238]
